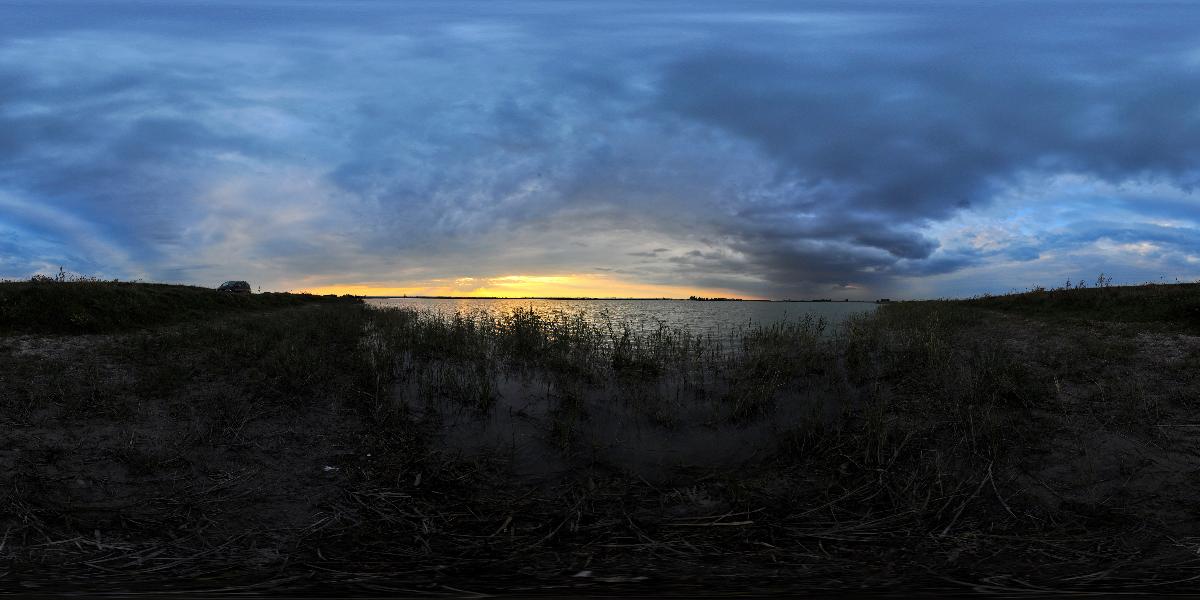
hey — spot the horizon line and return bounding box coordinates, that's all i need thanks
[362,295,884,302]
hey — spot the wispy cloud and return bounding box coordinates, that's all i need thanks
[1,1,1198,297]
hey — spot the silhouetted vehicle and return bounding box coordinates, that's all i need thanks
[218,280,251,294]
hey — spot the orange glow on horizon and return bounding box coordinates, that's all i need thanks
[295,273,758,299]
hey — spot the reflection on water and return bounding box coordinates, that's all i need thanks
[367,297,877,337]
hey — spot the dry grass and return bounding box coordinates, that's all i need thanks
[3,283,1200,593]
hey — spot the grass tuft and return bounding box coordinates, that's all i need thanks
[3,281,1200,592]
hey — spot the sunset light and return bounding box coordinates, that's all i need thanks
[300,273,752,299]
[4,1,1199,592]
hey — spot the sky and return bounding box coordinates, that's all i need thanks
[1,1,1199,299]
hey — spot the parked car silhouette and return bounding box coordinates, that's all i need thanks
[218,280,251,294]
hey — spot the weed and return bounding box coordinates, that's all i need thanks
[4,281,1200,592]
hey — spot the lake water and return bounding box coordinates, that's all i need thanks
[365,297,877,337]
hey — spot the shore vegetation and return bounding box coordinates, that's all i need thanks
[2,276,1199,592]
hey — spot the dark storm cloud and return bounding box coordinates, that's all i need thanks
[652,4,1200,294]
[1,1,1199,296]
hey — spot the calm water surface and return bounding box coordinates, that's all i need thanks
[366,298,877,336]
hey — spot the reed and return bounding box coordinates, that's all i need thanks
[2,280,1199,593]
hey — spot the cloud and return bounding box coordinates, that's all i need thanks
[1,2,1199,297]
[651,5,1200,295]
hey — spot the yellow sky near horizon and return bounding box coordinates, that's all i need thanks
[296,273,757,299]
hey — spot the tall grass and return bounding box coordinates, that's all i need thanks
[5,282,1199,592]
[362,306,837,427]
[367,306,827,375]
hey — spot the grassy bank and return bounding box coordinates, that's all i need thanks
[965,280,1200,330]
[2,282,1199,593]
[0,280,360,334]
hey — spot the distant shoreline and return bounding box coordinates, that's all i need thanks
[364,296,883,303]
